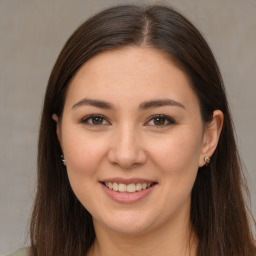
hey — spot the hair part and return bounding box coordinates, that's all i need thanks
[30,4,256,256]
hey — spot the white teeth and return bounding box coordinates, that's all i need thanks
[107,182,113,189]
[136,183,142,191]
[127,184,136,193]
[113,182,118,191]
[104,182,154,193]
[142,183,147,189]
[118,183,126,192]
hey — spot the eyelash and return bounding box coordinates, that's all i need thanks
[146,114,176,127]
[81,114,109,126]
[81,114,175,127]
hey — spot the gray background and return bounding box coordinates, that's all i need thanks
[0,0,255,254]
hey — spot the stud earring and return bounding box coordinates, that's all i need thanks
[61,154,66,166]
[204,156,211,166]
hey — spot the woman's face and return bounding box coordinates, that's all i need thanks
[57,47,210,235]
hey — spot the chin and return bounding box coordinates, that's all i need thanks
[93,210,157,235]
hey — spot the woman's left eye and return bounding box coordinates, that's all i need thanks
[146,115,175,127]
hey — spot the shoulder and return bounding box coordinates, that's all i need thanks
[7,247,29,256]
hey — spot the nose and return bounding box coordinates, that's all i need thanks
[107,124,147,169]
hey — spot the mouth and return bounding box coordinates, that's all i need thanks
[101,181,157,193]
[100,179,158,203]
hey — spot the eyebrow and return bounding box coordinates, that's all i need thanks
[139,99,185,110]
[72,98,113,109]
[72,98,185,110]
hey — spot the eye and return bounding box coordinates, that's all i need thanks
[81,114,110,126]
[146,115,175,127]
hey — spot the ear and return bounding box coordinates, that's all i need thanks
[52,114,62,149]
[199,110,224,167]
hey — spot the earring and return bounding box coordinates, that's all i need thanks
[204,156,211,166]
[61,154,66,166]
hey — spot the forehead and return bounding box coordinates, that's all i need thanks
[64,46,199,111]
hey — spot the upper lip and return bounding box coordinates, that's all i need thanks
[100,177,157,185]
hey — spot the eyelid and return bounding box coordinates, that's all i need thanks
[81,114,111,125]
[145,114,176,127]
[80,114,175,127]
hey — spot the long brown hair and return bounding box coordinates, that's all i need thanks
[30,4,256,256]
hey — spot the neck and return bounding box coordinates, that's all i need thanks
[88,209,197,256]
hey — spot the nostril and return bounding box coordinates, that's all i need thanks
[107,146,147,169]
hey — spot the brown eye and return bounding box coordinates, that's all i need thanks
[91,116,104,125]
[146,115,175,127]
[153,117,166,126]
[82,115,109,126]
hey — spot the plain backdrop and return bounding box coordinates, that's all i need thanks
[0,0,255,254]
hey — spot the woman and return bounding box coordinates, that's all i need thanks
[10,4,256,256]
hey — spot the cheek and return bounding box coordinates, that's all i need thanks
[150,133,202,211]
[62,131,109,209]
[146,130,202,201]
[149,132,202,171]
[62,129,109,178]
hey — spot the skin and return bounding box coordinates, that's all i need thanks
[53,46,223,256]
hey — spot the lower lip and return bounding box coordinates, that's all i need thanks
[101,183,156,203]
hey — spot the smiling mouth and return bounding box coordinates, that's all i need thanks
[102,182,157,193]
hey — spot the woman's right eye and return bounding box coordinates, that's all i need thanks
[81,115,110,126]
